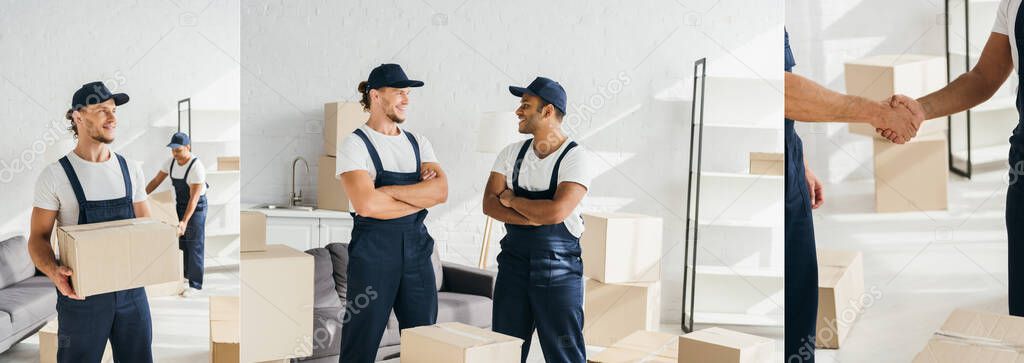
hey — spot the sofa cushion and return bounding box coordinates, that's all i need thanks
[308,306,342,359]
[431,247,443,292]
[0,310,12,344]
[0,236,34,290]
[436,292,492,328]
[0,276,56,332]
[325,243,349,304]
[306,248,343,309]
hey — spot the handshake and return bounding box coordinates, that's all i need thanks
[872,94,927,144]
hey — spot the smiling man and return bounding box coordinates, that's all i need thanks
[336,63,448,363]
[483,76,593,363]
[27,81,154,362]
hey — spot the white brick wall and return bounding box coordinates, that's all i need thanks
[242,0,783,323]
[0,1,240,233]
[787,0,946,183]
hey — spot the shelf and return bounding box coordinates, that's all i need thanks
[693,312,783,327]
[698,218,776,228]
[700,171,783,181]
[952,144,1009,165]
[693,265,783,278]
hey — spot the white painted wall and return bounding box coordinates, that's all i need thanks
[241,0,783,323]
[787,0,948,183]
[0,0,240,234]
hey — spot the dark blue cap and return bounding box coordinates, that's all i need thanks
[167,132,190,148]
[71,81,129,110]
[509,77,566,115]
[366,64,424,90]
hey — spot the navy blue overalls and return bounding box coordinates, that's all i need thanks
[56,153,153,363]
[492,138,586,363]
[784,30,818,363]
[169,157,207,290]
[1008,4,1024,317]
[339,128,438,363]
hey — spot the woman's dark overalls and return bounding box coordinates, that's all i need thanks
[339,129,438,363]
[784,30,818,363]
[1008,3,1024,317]
[169,157,207,290]
[55,153,153,363]
[492,139,586,363]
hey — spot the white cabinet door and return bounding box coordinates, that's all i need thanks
[265,216,317,252]
[319,217,354,247]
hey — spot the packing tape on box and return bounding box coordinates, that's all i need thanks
[438,324,490,343]
[638,339,676,362]
[930,331,1024,353]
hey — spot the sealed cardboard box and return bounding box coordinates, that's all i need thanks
[39,319,113,363]
[816,249,865,349]
[240,244,314,362]
[581,212,662,283]
[873,132,948,212]
[678,327,774,363]
[149,190,179,226]
[323,101,368,156]
[588,330,678,363]
[317,155,350,212]
[240,211,267,252]
[844,55,947,138]
[749,152,783,176]
[913,309,1024,363]
[218,156,240,171]
[210,295,240,363]
[583,278,660,347]
[144,249,184,298]
[57,218,179,297]
[400,322,522,363]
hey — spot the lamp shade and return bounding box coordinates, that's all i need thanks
[476,111,521,153]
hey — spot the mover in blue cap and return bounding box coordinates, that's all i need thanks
[145,131,209,298]
[336,63,447,363]
[483,76,594,363]
[28,81,155,362]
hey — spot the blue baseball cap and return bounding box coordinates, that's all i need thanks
[71,81,129,111]
[365,64,424,90]
[509,77,566,115]
[167,132,190,148]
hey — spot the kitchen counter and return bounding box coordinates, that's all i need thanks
[241,204,352,219]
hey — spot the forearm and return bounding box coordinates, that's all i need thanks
[27,235,59,277]
[181,194,200,224]
[785,72,886,125]
[918,71,1000,120]
[508,197,566,225]
[482,195,534,225]
[378,178,447,209]
[145,179,159,195]
[357,190,423,219]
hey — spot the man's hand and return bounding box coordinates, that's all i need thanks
[806,167,824,209]
[421,168,437,181]
[874,95,926,144]
[50,265,83,300]
[498,189,514,208]
[177,220,187,237]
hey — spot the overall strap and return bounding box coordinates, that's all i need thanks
[403,130,422,173]
[115,154,132,200]
[183,157,198,179]
[352,129,384,176]
[168,158,176,177]
[511,139,533,190]
[548,141,578,190]
[58,156,87,205]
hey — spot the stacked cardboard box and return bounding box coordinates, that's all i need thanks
[210,295,240,363]
[580,212,664,347]
[400,322,523,363]
[748,152,783,176]
[844,55,949,212]
[678,327,774,363]
[217,156,240,171]
[913,309,1024,362]
[56,218,180,297]
[588,330,678,363]
[816,249,865,349]
[316,101,366,212]
[239,217,314,362]
[38,319,113,363]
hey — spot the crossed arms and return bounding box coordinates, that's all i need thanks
[481,172,587,226]
[340,162,448,219]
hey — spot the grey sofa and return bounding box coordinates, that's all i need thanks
[297,242,496,362]
[0,235,57,353]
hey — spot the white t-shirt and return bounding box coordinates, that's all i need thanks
[160,156,207,195]
[491,138,594,238]
[993,0,1021,71]
[33,151,148,227]
[335,125,439,180]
